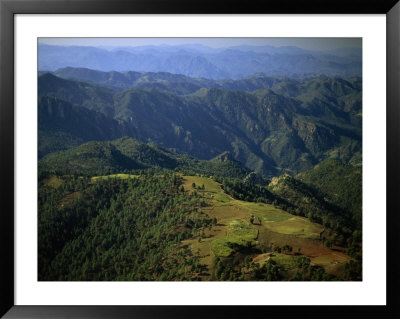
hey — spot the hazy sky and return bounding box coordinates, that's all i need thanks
[38,37,361,51]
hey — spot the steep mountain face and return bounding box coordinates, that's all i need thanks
[38,96,137,158]
[211,151,237,163]
[38,73,361,176]
[39,44,361,79]
[38,73,115,116]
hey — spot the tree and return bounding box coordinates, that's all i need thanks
[250,215,255,224]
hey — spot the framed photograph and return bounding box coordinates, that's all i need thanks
[1,0,399,318]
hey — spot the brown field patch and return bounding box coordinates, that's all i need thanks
[180,175,352,280]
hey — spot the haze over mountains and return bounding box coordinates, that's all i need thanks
[39,43,362,79]
[38,41,363,281]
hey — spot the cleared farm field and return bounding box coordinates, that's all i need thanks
[91,173,139,182]
[181,175,351,279]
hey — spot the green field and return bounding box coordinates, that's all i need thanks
[211,220,259,257]
[270,253,299,270]
[181,175,351,278]
[91,173,139,182]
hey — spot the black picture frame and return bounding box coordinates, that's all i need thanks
[1,0,399,318]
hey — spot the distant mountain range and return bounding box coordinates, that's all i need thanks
[51,67,361,96]
[39,44,362,79]
[38,69,362,176]
[37,42,363,282]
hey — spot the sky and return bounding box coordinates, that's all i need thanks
[38,37,361,51]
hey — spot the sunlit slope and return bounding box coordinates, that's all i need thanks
[181,175,350,279]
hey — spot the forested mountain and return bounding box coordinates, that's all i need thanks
[39,135,362,248]
[38,43,363,281]
[52,67,362,99]
[53,67,215,93]
[267,171,360,242]
[38,96,137,157]
[39,137,249,178]
[38,72,361,176]
[296,158,362,228]
[39,173,214,280]
[215,158,362,259]
[38,157,362,281]
[39,44,362,79]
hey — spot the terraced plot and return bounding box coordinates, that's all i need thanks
[181,175,351,279]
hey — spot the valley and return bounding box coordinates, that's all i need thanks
[38,70,362,176]
[37,39,362,282]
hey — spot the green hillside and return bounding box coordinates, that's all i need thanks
[39,137,249,178]
[39,171,359,281]
[39,173,211,280]
[265,160,362,256]
[296,158,362,228]
[39,141,145,175]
